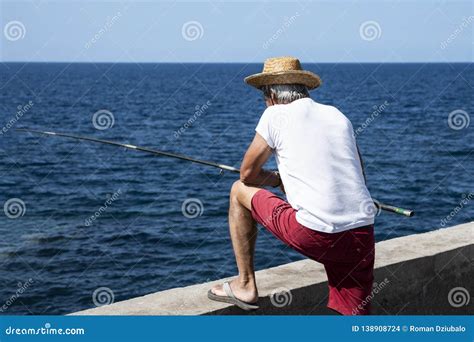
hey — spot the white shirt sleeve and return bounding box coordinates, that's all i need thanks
[255,108,276,149]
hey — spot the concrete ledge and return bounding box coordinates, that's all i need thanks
[72,222,474,315]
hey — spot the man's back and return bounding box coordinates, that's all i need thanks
[209,57,376,316]
[256,97,375,233]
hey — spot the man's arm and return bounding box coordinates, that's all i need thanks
[240,133,280,187]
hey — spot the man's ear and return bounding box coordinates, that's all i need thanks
[265,96,274,107]
[270,93,278,105]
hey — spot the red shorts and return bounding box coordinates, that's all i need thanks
[251,189,375,315]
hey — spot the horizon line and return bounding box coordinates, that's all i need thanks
[1,60,472,64]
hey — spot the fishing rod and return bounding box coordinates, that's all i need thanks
[16,128,414,217]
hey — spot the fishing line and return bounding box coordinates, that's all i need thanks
[16,128,414,217]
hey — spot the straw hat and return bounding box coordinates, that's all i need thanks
[244,56,321,90]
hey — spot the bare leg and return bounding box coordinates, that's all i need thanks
[211,180,261,303]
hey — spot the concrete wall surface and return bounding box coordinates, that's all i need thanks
[72,222,473,315]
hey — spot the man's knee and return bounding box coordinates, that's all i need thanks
[230,180,261,210]
[230,180,243,202]
[230,180,251,204]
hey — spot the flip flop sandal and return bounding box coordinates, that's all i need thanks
[207,281,259,311]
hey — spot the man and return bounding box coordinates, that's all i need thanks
[208,56,376,315]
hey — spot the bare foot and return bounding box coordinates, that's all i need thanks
[210,278,258,304]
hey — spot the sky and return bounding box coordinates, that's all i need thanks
[0,0,472,63]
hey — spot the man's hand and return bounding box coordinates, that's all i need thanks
[240,133,279,188]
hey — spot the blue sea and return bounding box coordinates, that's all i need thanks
[0,63,473,315]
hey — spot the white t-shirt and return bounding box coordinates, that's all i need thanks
[255,98,375,233]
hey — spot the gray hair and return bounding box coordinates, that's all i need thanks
[262,84,309,104]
